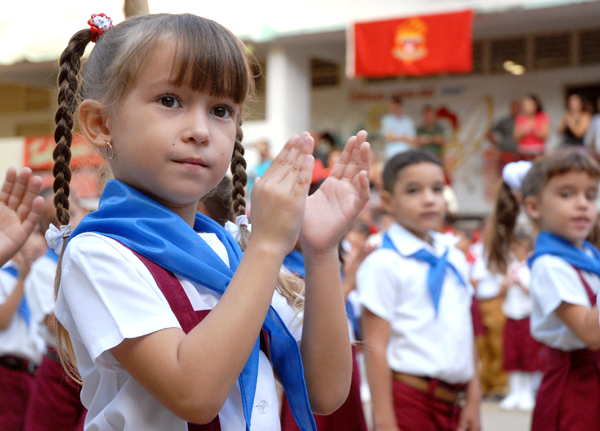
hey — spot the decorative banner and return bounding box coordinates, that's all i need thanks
[351,10,474,78]
[23,134,105,171]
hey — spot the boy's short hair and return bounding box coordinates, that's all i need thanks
[382,150,443,192]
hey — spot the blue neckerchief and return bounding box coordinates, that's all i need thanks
[1,263,30,326]
[528,231,600,277]
[283,250,306,278]
[70,180,316,431]
[381,232,466,315]
[44,248,60,263]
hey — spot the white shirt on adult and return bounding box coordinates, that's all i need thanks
[357,222,474,384]
[55,232,302,431]
[0,261,45,363]
[380,113,416,159]
[530,254,599,351]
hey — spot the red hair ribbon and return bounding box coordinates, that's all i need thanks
[88,13,114,43]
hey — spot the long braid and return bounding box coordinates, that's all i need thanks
[53,29,93,382]
[229,122,305,313]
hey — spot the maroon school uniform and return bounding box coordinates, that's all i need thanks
[531,271,600,431]
[280,346,368,431]
[23,348,86,431]
[502,317,541,372]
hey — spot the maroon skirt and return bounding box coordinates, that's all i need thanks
[531,346,600,431]
[280,346,367,431]
[471,298,486,337]
[23,351,86,431]
[502,318,542,372]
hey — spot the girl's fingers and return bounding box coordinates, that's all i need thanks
[20,196,44,236]
[281,136,313,191]
[0,167,18,206]
[7,168,33,211]
[339,131,370,182]
[261,136,300,184]
[328,135,356,179]
[294,154,314,195]
[16,175,43,221]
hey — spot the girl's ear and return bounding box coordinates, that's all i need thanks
[524,195,541,222]
[79,100,112,150]
[380,189,393,214]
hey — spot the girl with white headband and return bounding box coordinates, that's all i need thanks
[487,150,600,430]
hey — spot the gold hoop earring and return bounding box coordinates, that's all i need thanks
[105,140,114,160]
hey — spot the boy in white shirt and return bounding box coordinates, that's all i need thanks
[358,150,480,431]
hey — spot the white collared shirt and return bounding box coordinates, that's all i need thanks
[357,223,474,384]
[0,261,45,363]
[530,254,600,351]
[55,233,302,431]
[502,258,532,320]
[25,253,58,348]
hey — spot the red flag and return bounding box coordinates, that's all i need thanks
[351,10,473,78]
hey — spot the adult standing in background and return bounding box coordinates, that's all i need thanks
[557,93,592,147]
[380,95,416,160]
[487,100,521,169]
[514,94,549,160]
[416,105,446,158]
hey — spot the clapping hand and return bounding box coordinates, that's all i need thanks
[301,131,371,254]
[0,167,44,267]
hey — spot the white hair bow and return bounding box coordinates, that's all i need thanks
[45,224,72,254]
[502,161,532,191]
[225,215,251,242]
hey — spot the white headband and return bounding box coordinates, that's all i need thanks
[502,161,532,191]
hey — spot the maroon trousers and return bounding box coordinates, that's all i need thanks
[531,346,600,431]
[0,366,34,431]
[23,353,86,431]
[280,346,367,431]
[392,378,464,431]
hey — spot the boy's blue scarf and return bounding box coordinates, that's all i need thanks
[71,180,316,431]
[528,231,600,277]
[381,232,466,315]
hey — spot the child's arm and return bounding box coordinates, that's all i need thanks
[110,136,316,424]
[457,337,482,431]
[0,167,44,268]
[0,254,32,329]
[299,131,371,414]
[556,302,600,350]
[362,308,399,431]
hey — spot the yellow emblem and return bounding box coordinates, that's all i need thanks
[392,18,428,63]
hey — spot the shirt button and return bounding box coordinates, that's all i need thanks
[255,400,268,414]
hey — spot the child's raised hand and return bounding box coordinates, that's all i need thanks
[249,133,314,257]
[0,167,44,267]
[301,131,370,254]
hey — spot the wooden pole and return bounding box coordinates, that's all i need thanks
[124,0,149,18]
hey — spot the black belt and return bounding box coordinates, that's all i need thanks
[0,355,37,375]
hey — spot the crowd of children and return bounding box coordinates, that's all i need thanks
[4,10,600,431]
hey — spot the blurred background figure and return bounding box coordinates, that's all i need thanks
[487,99,521,170]
[514,94,550,159]
[416,105,446,158]
[557,93,592,148]
[380,95,416,159]
[247,140,273,199]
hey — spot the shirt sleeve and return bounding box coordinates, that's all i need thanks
[530,255,591,318]
[0,270,17,303]
[271,289,303,342]
[55,235,181,368]
[356,250,399,322]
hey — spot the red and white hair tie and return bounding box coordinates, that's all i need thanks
[88,13,114,42]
